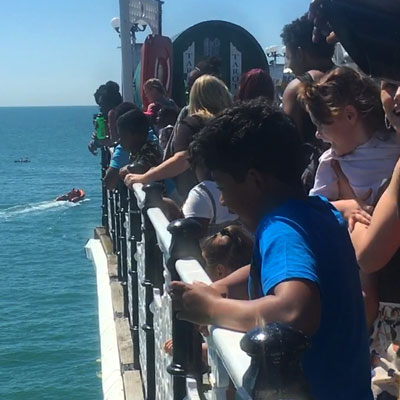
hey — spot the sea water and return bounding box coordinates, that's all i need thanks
[0,107,102,399]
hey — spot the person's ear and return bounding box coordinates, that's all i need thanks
[344,105,358,125]
[296,46,305,64]
[247,169,269,192]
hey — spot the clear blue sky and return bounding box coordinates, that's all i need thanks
[0,0,310,107]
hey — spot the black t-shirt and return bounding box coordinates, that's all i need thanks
[378,249,400,303]
[171,115,204,154]
[164,114,205,198]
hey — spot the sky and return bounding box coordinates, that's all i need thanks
[0,0,310,107]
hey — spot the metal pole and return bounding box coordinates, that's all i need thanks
[119,0,134,102]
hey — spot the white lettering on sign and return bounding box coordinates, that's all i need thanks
[230,43,242,94]
[183,42,196,84]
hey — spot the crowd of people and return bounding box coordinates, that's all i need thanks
[89,4,400,399]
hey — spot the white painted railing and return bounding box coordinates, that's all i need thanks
[125,182,253,400]
[98,146,257,398]
[100,170,313,400]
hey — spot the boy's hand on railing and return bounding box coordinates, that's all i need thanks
[169,281,223,325]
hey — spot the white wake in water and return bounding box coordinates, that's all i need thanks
[0,199,89,219]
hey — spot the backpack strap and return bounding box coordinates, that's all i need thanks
[179,115,205,133]
[297,71,314,84]
[197,183,217,224]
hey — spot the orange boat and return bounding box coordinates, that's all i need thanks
[56,188,85,203]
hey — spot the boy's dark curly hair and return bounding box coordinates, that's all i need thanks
[281,14,335,59]
[117,108,149,136]
[189,99,304,188]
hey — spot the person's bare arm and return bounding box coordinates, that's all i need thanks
[283,79,305,139]
[211,264,250,300]
[124,150,190,186]
[103,167,120,191]
[351,159,400,273]
[170,279,321,336]
[332,199,372,231]
[107,109,118,143]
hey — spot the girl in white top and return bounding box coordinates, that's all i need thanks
[182,179,238,233]
[299,67,400,206]
[182,144,238,237]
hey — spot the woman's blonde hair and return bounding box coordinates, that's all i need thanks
[189,75,233,119]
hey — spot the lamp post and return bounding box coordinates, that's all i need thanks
[265,45,285,67]
[113,0,163,103]
[118,0,134,102]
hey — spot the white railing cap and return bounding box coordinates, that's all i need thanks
[175,259,252,398]
[147,207,172,254]
[132,183,146,208]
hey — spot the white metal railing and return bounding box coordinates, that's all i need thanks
[101,173,313,400]
[128,182,253,400]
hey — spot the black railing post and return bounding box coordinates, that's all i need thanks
[142,182,165,292]
[117,182,129,317]
[140,182,165,400]
[127,187,141,370]
[100,147,109,230]
[114,188,123,280]
[167,218,205,400]
[240,322,314,400]
[108,189,117,251]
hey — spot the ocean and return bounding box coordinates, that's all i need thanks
[0,107,102,400]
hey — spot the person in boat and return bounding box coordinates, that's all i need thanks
[103,102,137,191]
[169,99,373,400]
[281,14,335,192]
[117,108,161,176]
[123,75,233,203]
[88,81,122,155]
[68,188,79,201]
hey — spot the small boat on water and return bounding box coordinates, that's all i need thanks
[56,188,85,203]
[14,158,30,163]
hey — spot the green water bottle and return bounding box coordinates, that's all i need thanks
[95,114,107,140]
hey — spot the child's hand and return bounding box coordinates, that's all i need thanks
[119,166,129,179]
[334,199,373,232]
[163,338,173,355]
[169,281,222,325]
[308,0,338,44]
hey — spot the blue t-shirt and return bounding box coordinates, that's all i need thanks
[250,196,372,400]
[109,144,130,169]
[110,130,159,170]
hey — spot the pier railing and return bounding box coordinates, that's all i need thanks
[100,150,312,400]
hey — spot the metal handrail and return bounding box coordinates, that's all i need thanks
[101,174,313,400]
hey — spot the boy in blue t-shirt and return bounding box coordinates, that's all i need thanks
[170,100,373,400]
